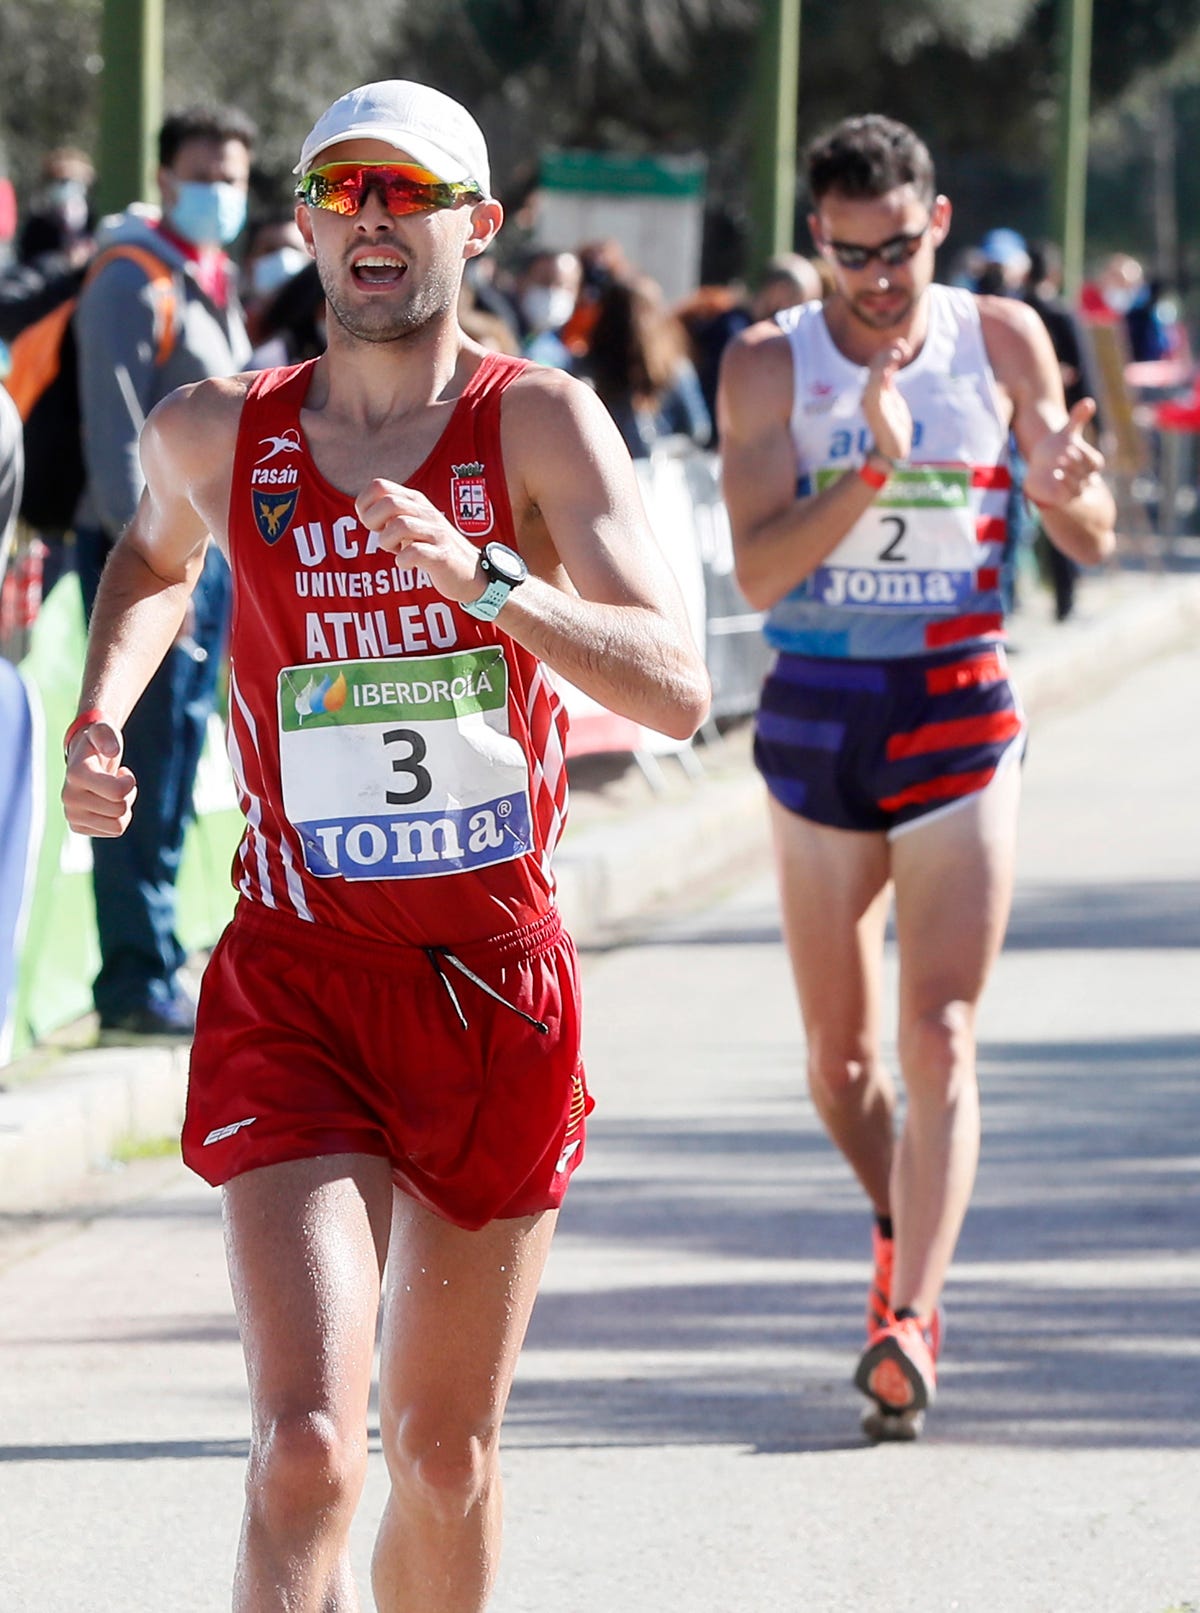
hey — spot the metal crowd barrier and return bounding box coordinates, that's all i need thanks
[554,439,769,774]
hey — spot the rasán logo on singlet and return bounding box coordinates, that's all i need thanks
[252,434,301,489]
[450,461,494,537]
[804,380,837,416]
[256,429,303,464]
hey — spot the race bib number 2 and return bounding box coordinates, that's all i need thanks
[811,465,981,611]
[277,648,533,881]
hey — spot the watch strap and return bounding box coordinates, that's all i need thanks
[462,577,516,621]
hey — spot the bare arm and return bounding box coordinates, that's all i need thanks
[717,324,913,611]
[981,296,1116,566]
[356,368,710,740]
[62,379,239,837]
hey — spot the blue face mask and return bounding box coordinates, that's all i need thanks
[168,180,247,247]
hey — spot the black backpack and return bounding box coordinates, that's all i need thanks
[1,244,177,531]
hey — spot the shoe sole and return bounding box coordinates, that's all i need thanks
[854,1334,934,1415]
[861,1404,925,1442]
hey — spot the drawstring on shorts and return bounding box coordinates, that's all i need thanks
[423,947,549,1035]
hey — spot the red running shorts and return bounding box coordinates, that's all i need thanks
[182,900,590,1230]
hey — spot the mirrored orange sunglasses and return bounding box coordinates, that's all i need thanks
[296,161,482,218]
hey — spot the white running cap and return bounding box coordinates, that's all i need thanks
[295,80,491,197]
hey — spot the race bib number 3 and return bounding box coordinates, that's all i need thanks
[811,465,981,611]
[277,648,533,881]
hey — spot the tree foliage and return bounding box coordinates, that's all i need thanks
[391,0,760,195]
[161,0,409,194]
[1,0,1198,247]
[0,0,101,183]
[783,0,1200,162]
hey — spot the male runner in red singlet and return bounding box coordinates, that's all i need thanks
[719,115,1115,1440]
[62,80,708,1611]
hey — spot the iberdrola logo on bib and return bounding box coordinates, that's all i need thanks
[450,461,494,537]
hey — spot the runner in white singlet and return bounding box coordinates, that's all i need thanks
[719,114,1115,1440]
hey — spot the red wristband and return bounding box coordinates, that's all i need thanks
[858,458,890,490]
[63,707,107,762]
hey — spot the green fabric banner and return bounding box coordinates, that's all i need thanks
[11,576,241,1057]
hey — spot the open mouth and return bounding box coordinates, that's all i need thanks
[351,254,407,289]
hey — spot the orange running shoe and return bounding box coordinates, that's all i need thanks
[866,1224,894,1337]
[854,1312,941,1427]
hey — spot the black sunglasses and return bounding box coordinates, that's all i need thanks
[823,222,931,272]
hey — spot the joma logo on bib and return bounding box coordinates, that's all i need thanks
[304,800,527,879]
[817,567,970,608]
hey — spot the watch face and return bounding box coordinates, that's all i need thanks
[483,542,528,586]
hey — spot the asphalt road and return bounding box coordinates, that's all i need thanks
[1,644,1197,1613]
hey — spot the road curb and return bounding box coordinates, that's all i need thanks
[554,764,767,946]
[0,1044,188,1214]
[1015,573,1200,717]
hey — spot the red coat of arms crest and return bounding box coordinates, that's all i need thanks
[450,461,494,537]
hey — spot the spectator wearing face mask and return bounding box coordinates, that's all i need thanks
[512,247,582,370]
[249,261,327,369]
[17,151,94,267]
[0,148,96,351]
[241,215,310,347]
[1079,252,1171,363]
[72,103,256,1041]
[17,147,96,272]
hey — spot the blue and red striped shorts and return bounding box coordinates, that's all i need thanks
[754,644,1025,835]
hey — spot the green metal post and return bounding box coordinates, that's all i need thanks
[1053,0,1093,300]
[749,0,801,283]
[97,0,164,214]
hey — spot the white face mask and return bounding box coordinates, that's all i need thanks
[520,284,576,334]
[168,179,247,247]
[249,245,309,299]
[1103,285,1136,314]
[41,178,90,233]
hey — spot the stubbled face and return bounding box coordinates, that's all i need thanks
[811,185,949,334]
[296,138,487,345]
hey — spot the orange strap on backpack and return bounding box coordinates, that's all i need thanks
[5,244,178,421]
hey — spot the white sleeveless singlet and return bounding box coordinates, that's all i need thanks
[764,285,1013,660]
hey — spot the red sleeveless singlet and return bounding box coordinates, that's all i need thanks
[223,351,570,948]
